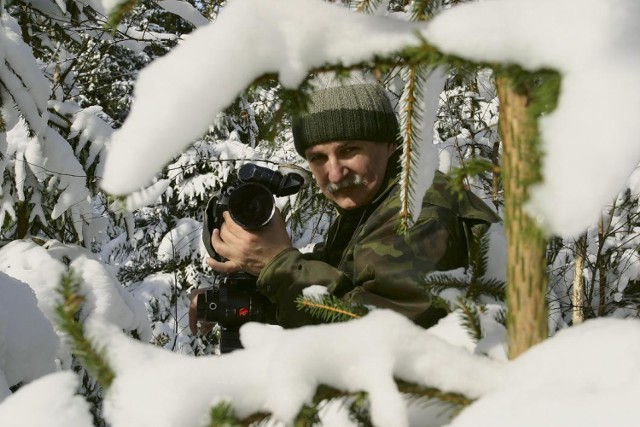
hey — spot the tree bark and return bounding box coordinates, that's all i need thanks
[16,201,30,239]
[597,215,607,316]
[572,233,587,325]
[496,75,549,359]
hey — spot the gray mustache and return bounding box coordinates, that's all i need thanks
[326,175,367,194]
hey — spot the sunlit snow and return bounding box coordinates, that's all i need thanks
[2,0,640,426]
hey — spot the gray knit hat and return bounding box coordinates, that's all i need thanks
[291,83,400,157]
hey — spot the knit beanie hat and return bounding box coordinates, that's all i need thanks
[292,83,400,157]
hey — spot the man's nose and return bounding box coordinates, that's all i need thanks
[326,158,347,183]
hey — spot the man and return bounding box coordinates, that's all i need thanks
[206,82,499,328]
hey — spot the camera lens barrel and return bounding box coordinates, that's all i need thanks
[227,182,275,229]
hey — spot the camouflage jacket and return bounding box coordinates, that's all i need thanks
[256,170,500,328]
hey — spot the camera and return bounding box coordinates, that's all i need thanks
[190,163,306,353]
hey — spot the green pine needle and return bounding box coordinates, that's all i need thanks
[107,0,139,29]
[469,278,506,301]
[55,270,115,389]
[207,402,244,427]
[296,294,368,323]
[456,298,483,343]
[347,392,373,427]
[356,0,383,13]
[204,376,474,426]
[294,403,321,427]
[448,158,496,201]
[411,0,440,21]
[473,227,493,280]
[397,379,474,406]
[425,273,472,294]
[397,64,427,233]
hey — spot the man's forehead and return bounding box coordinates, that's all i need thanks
[306,140,365,154]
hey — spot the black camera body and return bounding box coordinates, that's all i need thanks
[192,163,306,353]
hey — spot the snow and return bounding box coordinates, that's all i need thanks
[2,234,640,426]
[448,318,640,427]
[3,0,640,426]
[3,252,639,427]
[424,0,640,237]
[96,310,504,427]
[102,0,640,239]
[0,272,59,400]
[0,372,93,427]
[157,217,206,262]
[101,0,425,195]
[0,14,49,134]
[157,0,209,28]
[0,240,152,373]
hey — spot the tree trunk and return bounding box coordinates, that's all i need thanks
[16,201,30,239]
[496,75,549,360]
[597,215,607,316]
[572,233,587,325]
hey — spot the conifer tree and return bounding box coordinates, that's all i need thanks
[7,0,640,425]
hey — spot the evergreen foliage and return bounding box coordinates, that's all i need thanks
[207,401,247,427]
[397,64,426,233]
[425,226,506,343]
[3,0,640,425]
[296,293,369,323]
[55,270,115,389]
[54,269,114,425]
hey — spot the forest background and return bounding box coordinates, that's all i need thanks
[1,0,640,426]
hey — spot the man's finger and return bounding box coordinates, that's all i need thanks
[211,228,229,250]
[206,256,241,274]
[212,228,236,260]
[222,211,237,229]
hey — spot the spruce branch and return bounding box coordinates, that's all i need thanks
[426,271,504,302]
[295,294,368,323]
[396,379,474,412]
[55,270,115,389]
[456,298,483,343]
[397,65,424,234]
[411,0,443,21]
[466,226,505,300]
[107,0,139,29]
[206,380,473,426]
[356,0,383,14]
[469,278,506,301]
[207,401,269,427]
[347,392,373,427]
[471,226,492,280]
[493,307,507,327]
[294,403,321,427]
[447,158,497,201]
[207,402,240,426]
[425,273,472,295]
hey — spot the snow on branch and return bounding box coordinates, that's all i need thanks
[0,15,49,136]
[96,309,504,427]
[397,64,447,232]
[101,0,427,195]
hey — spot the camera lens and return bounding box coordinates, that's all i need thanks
[228,183,275,229]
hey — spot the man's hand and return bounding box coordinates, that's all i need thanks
[206,208,293,276]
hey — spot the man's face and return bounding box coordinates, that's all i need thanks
[305,140,396,210]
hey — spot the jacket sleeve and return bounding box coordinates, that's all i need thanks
[256,205,463,328]
[256,247,355,327]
